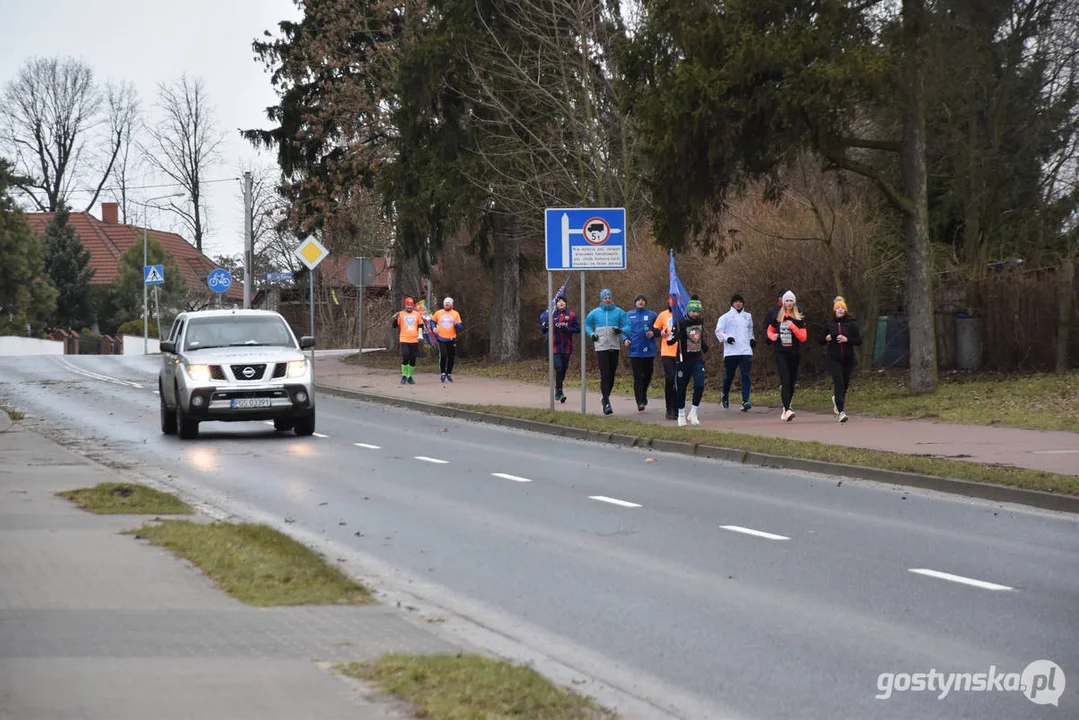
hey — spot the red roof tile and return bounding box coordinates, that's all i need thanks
[24,209,244,300]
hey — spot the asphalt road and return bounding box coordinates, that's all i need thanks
[1,354,1076,720]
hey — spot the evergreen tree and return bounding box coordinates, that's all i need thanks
[0,160,57,335]
[44,202,95,329]
[110,238,188,325]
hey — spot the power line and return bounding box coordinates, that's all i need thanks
[65,177,243,195]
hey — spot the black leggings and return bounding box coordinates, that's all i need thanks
[554,353,571,393]
[438,340,456,374]
[774,352,800,410]
[630,356,654,406]
[595,350,620,402]
[401,342,418,368]
[828,356,855,412]
[662,356,677,413]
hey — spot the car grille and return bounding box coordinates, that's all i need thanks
[210,365,226,380]
[272,363,287,379]
[230,364,267,381]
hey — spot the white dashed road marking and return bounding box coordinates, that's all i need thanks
[492,473,532,483]
[354,443,381,450]
[589,495,641,508]
[415,456,449,464]
[908,568,1014,591]
[313,432,329,438]
[720,525,790,541]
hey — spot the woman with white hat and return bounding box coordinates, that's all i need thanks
[766,290,808,421]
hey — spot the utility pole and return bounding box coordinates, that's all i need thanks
[243,171,253,309]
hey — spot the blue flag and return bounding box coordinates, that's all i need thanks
[668,250,690,322]
[539,274,571,325]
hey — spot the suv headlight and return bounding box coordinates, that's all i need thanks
[185,364,212,382]
[286,359,308,378]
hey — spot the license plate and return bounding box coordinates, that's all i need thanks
[231,397,272,409]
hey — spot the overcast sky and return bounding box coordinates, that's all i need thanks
[0,0,302,260]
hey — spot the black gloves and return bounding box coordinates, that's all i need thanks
[612,327,622,335]
[726,336,735,345]
[750,338,756,348]
[590,333,599,342]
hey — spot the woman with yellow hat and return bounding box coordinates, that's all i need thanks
[820,296,863,422]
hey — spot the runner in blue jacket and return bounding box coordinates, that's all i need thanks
[584,288,630,415]
[625,293,659,411]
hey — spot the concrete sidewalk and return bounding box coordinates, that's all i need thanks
[315,356,1079,477]
[0,421,460,720]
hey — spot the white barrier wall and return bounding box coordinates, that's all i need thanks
[0,336,64,356]
[122,335,161,355]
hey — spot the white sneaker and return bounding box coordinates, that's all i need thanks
[786,409,796,422]
[780,409,790,421]
[688,406,700,425]
[839,411,848,423]
[677,410,687,427]
[832,395,839,415]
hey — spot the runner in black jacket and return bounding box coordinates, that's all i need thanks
[820,296,862,422]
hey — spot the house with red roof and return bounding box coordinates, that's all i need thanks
[24,202,244,302]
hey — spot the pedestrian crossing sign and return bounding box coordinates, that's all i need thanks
[144,265,165,285]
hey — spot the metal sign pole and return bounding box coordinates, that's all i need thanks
[548,272,555,412]
[357,284,365,364]
[309,268,316,366]
[580,270,586,414]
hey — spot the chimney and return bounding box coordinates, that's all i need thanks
[101,202,119,224]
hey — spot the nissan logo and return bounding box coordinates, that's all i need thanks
[242,366,256,379]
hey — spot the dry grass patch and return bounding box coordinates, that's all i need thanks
[124,521,374,606]
[57,482,193,515]
[338,653,617,720]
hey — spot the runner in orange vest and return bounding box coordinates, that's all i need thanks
[653,294,681,420]
[392,297,423,384]
[431,297,464,382]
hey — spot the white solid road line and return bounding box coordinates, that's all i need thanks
[1032,449,1079,454]
[354,443,381,449]
[312,432,329,438]
[55,357,143,389]
[908,568,1014,591]
[415,456,449,464]
[589,495,641,508]
[492,472,532,483]
[719,525,790,541]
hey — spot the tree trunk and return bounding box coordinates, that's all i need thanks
[1057,259,1075,373]
[488,210,520,364]
[901,0,937,394]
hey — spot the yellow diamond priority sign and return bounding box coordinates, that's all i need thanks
[294,236,329,270]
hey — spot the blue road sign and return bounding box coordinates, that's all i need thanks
[544,207,626,271]
[207,268,233,294]
[266,271,294,282]
[144,264,164,285]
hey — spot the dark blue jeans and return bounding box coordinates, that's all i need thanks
[722,354,752,403]
[675,359,705,409]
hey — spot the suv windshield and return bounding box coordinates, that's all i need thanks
[183,316,296,351]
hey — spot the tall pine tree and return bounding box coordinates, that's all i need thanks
[0,159,57,336]
[44,203,95,330]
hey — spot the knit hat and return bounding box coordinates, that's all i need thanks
[634,293,646,303]
[555,294,566,304]
[730,294,744,306]
[443,296,454,306]
[600,288,612,300]
[404,296,415,306]
[833,296,848,313]
[687,298,702,313]
[781,290,796,304]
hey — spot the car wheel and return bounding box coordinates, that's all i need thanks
[175,388,199,440]
[160,384,177,435]
[293,411,315,437]
[273,418,294,432]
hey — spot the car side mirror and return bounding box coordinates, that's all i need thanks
[299,336,316,349]
[160,340,175,354]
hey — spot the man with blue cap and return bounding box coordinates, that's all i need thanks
[584,288,630,415]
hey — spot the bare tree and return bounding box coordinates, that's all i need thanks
[0,57,122,212]
[141,75,224,252]
[103,81,143,222]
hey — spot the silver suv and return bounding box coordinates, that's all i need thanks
[158,309,316,439]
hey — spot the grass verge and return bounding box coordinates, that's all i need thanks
[338,653,616,720]
[57,482,194,515]
[346,352,1079,432]
[124,520,374,606]
[449,404,1079,497]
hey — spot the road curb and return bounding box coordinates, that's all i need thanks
[317,383,1079,514]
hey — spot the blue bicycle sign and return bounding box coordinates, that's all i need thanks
[207,268,233,293]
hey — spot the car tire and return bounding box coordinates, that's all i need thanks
[175,388,199,440]
[160,384,177,435]
[293,411,315,437]
[273,418,294,432]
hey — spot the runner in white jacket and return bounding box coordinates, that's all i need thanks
[714,294,756,411]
